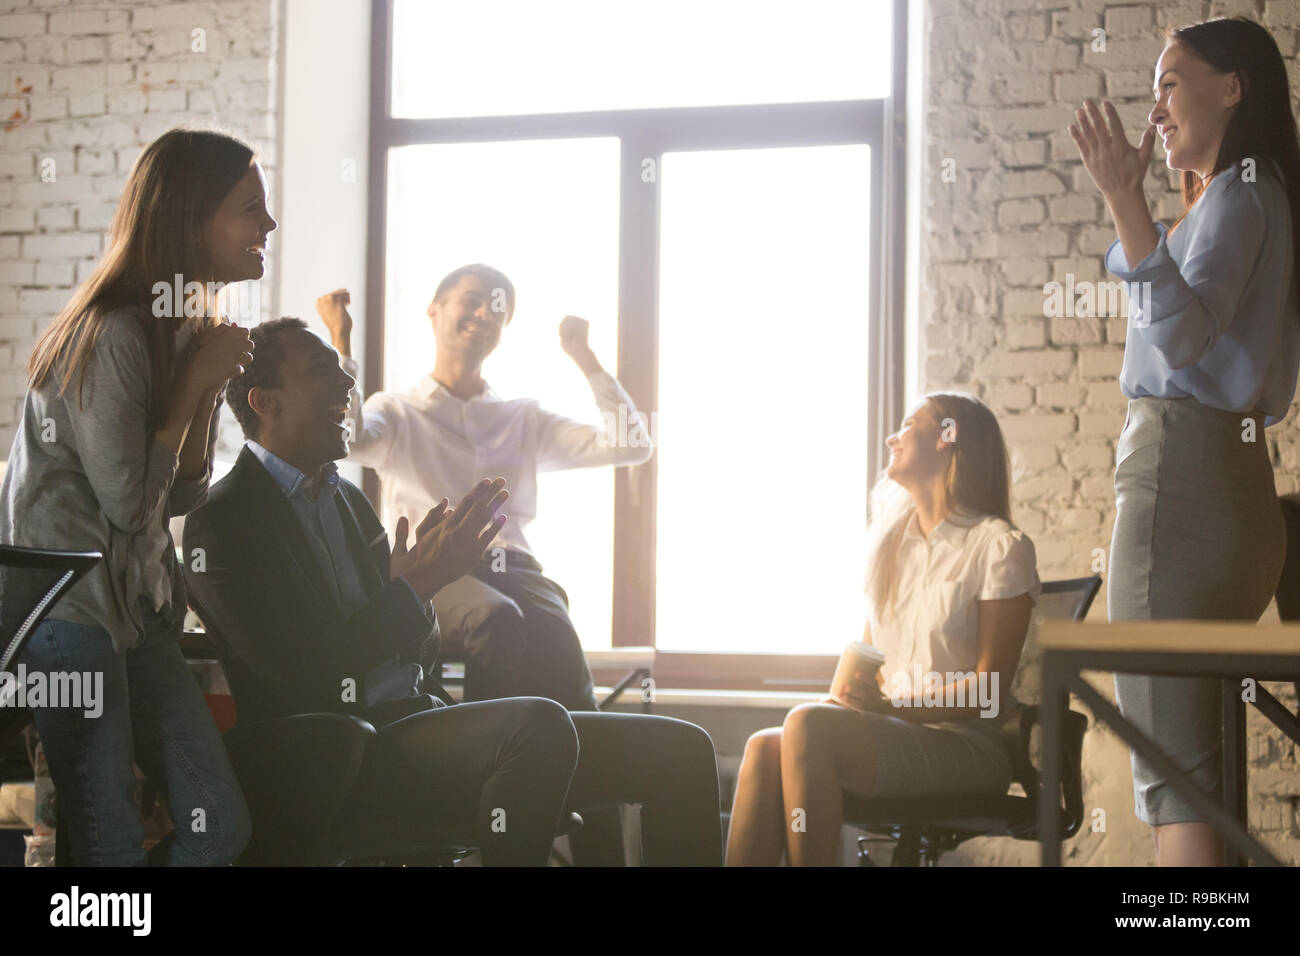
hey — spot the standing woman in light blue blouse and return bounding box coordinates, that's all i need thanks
[1069,17,1300,867]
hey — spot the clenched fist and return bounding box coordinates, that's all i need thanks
[181,322,254,394]
[559,315,602,376]
[316,288,353,355]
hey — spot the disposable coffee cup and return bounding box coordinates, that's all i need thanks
[829,641,888,711]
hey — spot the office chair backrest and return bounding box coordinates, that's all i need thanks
[1006,577,1099,836]
[1036,576,1103,623]
[0,546,102,683]
[1009,575,1102,706]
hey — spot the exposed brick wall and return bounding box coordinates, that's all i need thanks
[923,0,1300,864]
[0,0,279,460]
[2,0,1296,866]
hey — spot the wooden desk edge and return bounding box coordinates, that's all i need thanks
[1040,620,1300,656]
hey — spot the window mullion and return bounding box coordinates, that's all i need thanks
[612,137,660,648]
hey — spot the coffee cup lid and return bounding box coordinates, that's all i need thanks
[849,641,887,664]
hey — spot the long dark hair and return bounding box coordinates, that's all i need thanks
[1168,17,1300,302]
[28,127,256,425]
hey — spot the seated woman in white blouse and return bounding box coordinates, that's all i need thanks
[725,391,1042,866]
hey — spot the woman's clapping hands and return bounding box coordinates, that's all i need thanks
[1068,97,1157,200]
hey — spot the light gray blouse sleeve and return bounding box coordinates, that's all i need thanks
[1104,173,1269,371]
[67,315,180,534]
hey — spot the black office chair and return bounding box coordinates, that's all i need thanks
[0,545,102,865]
[185,619,583,866]
[844,575,1101,866]
[221,698,583,866]
[328,772,584,867]
[220,710,374,865]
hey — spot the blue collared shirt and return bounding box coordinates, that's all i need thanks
[245,440,426,706]
[245,440,369,615]
[1104,158,1300,427]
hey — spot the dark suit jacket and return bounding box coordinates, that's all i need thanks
[184,446,438,724]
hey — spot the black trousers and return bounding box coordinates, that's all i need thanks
[428,548,623,862]
[431,549,597,710]
[330,697,722,866]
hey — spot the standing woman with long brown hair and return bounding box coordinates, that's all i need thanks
[0,128,269,864]
[1069,17,1300,866]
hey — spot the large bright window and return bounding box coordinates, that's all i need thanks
[656,146,871,653]
[371,0,904,680]
[392,0,890,119]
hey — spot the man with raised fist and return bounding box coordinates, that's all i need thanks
[317,266,653,712]
[183,318,719,866]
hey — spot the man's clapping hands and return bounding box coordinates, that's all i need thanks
[389,477,509,602]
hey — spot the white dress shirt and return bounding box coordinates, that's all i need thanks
[341,357,653,555]
[868,510,1041,704]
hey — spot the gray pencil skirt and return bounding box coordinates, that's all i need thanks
[1107,396,1285,825]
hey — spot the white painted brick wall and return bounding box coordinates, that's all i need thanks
[2,0,1295,868]
[0,0,280,462]
[923,0,1300,865]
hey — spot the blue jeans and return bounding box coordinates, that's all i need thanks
[21,599,251,865]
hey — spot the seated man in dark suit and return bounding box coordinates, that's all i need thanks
[185,318,722,865]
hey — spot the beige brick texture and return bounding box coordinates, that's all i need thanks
[921,0,1300,865]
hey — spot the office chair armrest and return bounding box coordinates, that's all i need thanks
[997,705,1036,792]
[223,713,377,865]
[1002,703,1089,837]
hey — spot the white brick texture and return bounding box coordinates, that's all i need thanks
[922,0,1300,864]
[2,0,1298,869]
[0,0,280,463]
